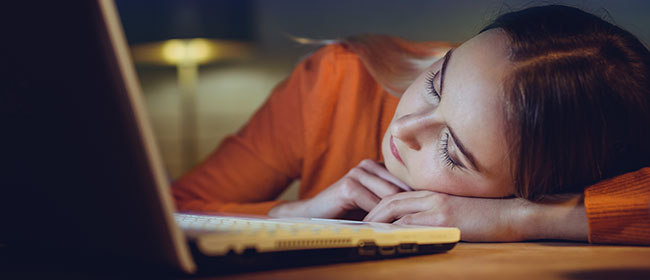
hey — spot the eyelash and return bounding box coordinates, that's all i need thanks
[439,131,458,170]
[426,70,456,170]
[424,70,441,104]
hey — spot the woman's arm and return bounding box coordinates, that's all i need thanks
[173,43,412,217]
[363,191,587,242]
[521,194,588,241]
[171,51,315,215]
[364,168,650,244]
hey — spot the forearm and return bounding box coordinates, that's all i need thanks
[520,194,589,241]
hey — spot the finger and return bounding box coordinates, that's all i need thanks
[394,211,439,226]
[380,190,433,205]
[348,166,402,198]
[340,178,382,213]
[367,191,434,219]
[363,196,432,223]
[359,159,413,191]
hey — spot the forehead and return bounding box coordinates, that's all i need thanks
[442,30,512,177]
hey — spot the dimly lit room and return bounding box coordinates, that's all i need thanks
[2,0,650,278]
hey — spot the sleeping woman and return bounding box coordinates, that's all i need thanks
[172,5,650,244]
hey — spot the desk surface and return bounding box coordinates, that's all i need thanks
[2,242,650,279]
[211,242,650,280]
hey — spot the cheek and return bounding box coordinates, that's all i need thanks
[407,152,451,192]
[409,166,473,196]
[408,152,508,197]
[411,167,513,197]
[383,134,513,198]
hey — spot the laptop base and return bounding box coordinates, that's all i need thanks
[190,241,457,275]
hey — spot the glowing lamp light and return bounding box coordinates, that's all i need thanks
[131,38,248,66]
[162,38,216,65]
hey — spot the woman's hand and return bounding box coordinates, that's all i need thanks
[363,191,588,242]
[268,159,412,219]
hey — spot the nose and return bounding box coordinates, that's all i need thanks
[391,111,439,151]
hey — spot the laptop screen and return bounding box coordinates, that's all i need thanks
[1,0,193,272]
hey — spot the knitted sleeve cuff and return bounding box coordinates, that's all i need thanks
[584,167,650,245]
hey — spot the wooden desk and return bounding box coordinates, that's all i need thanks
[2,242,649,279]
[211,242,650,280]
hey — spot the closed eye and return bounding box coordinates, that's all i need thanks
[424,70,441,104]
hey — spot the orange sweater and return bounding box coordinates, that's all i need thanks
[172,44,650,245]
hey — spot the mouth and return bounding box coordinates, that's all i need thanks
[390,135,406,166]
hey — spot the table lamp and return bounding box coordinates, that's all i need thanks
[115,0,254,171]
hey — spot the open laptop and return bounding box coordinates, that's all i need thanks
[0,0,459,274]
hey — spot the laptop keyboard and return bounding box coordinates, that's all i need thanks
[174,213,375,236]
[174,213,459,255]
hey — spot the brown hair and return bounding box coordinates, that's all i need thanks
[483,5,650,199]
[340,5,650,200]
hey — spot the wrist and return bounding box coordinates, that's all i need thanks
[509,198,540,241]
[518,194,588,241]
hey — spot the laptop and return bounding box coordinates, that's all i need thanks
[0,0,459,274]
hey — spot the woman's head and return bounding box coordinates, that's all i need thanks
[381,29,514,197]
[378,5,650,199]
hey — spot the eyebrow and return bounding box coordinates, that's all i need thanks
[440,49,453,94]
[440,49,481,172]
[448,126,480,172]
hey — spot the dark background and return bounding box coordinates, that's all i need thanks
[116,0,650,53]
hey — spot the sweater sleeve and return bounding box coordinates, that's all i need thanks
[171,47,332,215]
[584,167,650,245]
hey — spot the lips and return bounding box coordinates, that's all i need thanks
[390,135,405,166]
